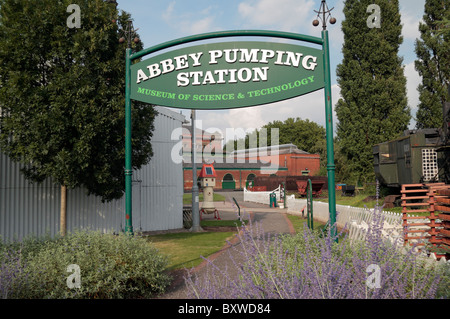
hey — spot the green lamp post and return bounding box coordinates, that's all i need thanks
[313,0,338,241]
[121,20,140,236]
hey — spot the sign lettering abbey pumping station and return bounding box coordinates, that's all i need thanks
[131,42,325,109]
[123,25,337,237]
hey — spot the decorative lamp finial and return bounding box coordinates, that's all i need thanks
[313,0,336,30]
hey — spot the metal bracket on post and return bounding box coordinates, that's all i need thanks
[124,168,134,235]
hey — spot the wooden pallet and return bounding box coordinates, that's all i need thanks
[434,187,450,258]
[400,184,445,253]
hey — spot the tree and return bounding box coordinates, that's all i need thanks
[414,0,449,129]
[0,0,156,234]
[335,0,410,183]
[224,117,326,154]
[223,117,327,173]
[262,118,326,154]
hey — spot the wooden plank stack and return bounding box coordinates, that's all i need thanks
[401,184,434,249]
[401,183,450,260]
[434,186,450,259]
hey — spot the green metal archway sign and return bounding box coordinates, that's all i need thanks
[130,40,325,109]
[124,30,337,239]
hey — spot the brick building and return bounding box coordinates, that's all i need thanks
[229,144,321,177]
[183,162,288,191]
[182,130,321,191]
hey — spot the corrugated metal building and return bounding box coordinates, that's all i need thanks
[0,106,185,241]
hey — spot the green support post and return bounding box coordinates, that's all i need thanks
[125,47,133,236]
[307,179,314,230]
[322,29,337,242]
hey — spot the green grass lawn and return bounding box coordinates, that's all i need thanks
[146,231,236,270]
[286,214,348,242]
[145,219,245,270]
[183,192,226,205]
[201,219,247,227]
[286,214,326,233]
[316,193,379,208]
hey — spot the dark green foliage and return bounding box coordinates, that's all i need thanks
[262,117,326,154]
[224,117,326,154]
[336,0,410,183]
[0,0,156,201]
[223,117,328,175]
[0,231,171,299]
[414,0,449,129]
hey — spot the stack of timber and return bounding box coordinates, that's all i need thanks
[433,185,450,259]
[401,184,442,249]
[401,183,450,260]
[401,184,433,249]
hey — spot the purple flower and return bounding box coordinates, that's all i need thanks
[185,208,444,299]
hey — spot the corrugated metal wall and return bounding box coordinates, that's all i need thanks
[0,106,185,241]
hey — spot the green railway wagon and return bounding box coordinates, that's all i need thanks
[373,129,443,188]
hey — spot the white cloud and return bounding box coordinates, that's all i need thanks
[404,61,421,117]
[196,84,342,143]
[399,0,425,20]
[238,0,316,32]
[189,17,217,35]
[402,12,422,41]
[196,108,265,143]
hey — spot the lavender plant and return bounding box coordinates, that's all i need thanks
[185,207,446,299]
[0,248,28,299]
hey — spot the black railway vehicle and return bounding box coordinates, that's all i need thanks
[374,87,450,188]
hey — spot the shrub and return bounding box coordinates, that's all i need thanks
[186,209,448,299]
[0,248,29,299]
[1,230,171,299]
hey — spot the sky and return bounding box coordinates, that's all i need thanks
[118,0,426,143]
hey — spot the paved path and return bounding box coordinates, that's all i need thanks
[159,191,294,299]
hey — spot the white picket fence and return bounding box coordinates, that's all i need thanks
[288,195,404,245]
[244,187,404,246]
[244,187,450,264]
[243,186,282,206]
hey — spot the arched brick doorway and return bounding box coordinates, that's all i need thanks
[222,173,236,190]
[246,173,256,188]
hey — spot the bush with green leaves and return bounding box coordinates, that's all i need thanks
[1,230,170,299]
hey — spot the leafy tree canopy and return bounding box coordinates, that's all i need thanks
[223,117,327,175]
[0,0,156,201]
[414,0,449,129]
[335,0,410,183]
